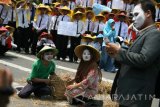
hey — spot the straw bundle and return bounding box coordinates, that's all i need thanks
[50,73,73,100]
[98,81,112,95]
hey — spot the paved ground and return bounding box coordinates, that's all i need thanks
[0,50,159,107]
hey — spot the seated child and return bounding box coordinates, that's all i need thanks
[37,32,55,52]
[18,46,58,98]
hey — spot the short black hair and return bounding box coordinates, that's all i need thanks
[137,0,156,21]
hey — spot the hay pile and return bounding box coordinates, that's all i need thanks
[50,73,73,100]
[98,81,112,95]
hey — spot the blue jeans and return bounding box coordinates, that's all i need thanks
[99,46,115,72]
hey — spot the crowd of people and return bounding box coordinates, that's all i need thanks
[0,0,160,73]
[0,0,160,107]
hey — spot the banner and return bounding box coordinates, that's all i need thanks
[93,3,112,15]
[0,0,11,4]
[58,21,77,37]
[112,0,124,10]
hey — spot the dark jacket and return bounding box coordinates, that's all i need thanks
[114,25,160,107]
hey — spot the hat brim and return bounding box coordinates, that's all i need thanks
[5,26,15,33]
[73,13,84,19]
[59,9,71,14]
[37,48,58,58]
[74,45,100,61]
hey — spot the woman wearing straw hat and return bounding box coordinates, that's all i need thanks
[31,4,51,55]
[56,6,71,60]
[69,11,85,62]
[18,46,58,98]
[93,13,105,36]
[65,44,102,105]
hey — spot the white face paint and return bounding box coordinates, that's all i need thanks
[132,4,146,29]
[43,52,53,61]
[82,49,91,61]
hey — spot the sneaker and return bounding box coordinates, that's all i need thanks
[15,86,24,94]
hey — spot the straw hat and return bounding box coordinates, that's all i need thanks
[156,22,160,26]
[16,0,25,7]
[72,11,84,19]
[5,26,15,33]
[95,14,105,19]
[156,3,160,7]
[37,4,51,12]
[74,44,100,61]
[59,6,71,14]
[101,11,109,15]
[111,9,120,14]
[86,7,92,11]
[86,10,94,16]
[83,34,96,40]
[117,10,127,18]
[53,2,61,7]
[74,6,85,13]
[37,46,58,58]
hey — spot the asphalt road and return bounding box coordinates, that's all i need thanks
[0,50,159,107]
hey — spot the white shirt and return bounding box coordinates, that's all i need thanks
[42,0,53,4]
[83,19,94,34]
[81,0,93,7]
[0,4,8,20]
[58,15,71,22]
[7,7,16,22]
[155,7,160,21]
[123,3,132,13]
[33,14,49,30]
[107,1,112,8]
[48,15,59,32]
[93,21,105,33]
[16,7,30,28]
[115,21,128,39]
[73,20,85,37]
[93,0,101,4]
[76,0,82,6]
[68,1,76,10]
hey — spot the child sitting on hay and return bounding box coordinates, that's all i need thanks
[65,44,102,105]
[18,46,58,98]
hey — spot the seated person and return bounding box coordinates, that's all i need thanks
[65,44,102,105]
[37,32,55,53]
[18,46,58,98]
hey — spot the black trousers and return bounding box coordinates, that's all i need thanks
[31,29,47,54]
[0,44,8,55]
[69,36,81,61]
[18,83,52,98]
[8,21,17,44]
[16,27,30,52]
[50,30,57,46]
[56,35,68,59]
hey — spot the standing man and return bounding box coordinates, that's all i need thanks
[16,0,31,53]
[106,0,160,107]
